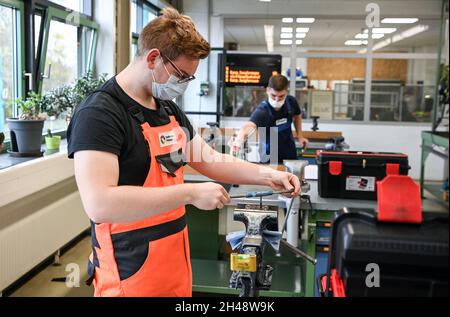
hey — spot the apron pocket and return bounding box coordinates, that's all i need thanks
[111,215,187,282]
[155,148,185,177]
[112,242,150,281]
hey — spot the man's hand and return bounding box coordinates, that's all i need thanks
[298,137,309,149]
[188,182,231,210]
[267,170,301,198]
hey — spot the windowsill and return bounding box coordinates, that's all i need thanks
[0,139,75,208]
[0,139,68,171]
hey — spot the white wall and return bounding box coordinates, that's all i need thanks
[183,0,224,132]
[94,0,116,77]
[0,152,89,292]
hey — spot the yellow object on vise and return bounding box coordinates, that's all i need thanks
[230,253,257,272]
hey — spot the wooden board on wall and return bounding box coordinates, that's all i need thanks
[307,57,408,87]
[372,59,408,83]
[307,57,366,85]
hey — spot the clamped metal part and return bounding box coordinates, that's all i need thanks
[282,160,310,248]
[229,204,280,297]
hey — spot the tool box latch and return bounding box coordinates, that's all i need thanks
[329,161,343,176]
[386,163,400,175]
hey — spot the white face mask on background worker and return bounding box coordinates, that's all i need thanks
[268,96,286,109]
[151,56,190,100]
[266,87,287,110]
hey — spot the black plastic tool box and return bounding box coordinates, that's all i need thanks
[321,208,449,297]
[316,151,410,200]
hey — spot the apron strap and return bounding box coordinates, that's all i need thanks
[94,88,173,126]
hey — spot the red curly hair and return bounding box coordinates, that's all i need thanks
[138,7,210,60]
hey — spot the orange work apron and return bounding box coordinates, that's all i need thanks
[87,100,191,297]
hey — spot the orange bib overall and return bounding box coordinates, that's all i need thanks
[87,97,191,297]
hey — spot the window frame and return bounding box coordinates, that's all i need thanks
[1,0,99,154]
[35,4,99,93]
[131,0,160,49]
[0,0,27,119]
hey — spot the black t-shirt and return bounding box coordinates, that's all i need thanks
[249,95,301,127]
[67,77,195,186]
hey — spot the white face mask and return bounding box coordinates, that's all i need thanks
[151,58,189,100]
[268,96,285,109]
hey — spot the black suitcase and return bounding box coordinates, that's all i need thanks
[321,209,449,297]
[316,151,410,200]
[319,175,449,297]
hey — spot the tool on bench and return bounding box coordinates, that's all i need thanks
[230,188,295,199]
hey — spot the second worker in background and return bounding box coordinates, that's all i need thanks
[235,74,309,163]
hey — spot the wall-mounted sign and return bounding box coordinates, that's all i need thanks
[224,54,282,87]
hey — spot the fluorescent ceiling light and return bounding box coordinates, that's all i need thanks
[382,18,418,24]
[296,18,315,23]
[281,33,293,38]
[373,33,385,39]
[363,28,397,34]
[281,27,293,33]
[371,28,397,34]
[264,24,274,52]
[282,17,294,23]
[345,40,366,46]
[296,40,303,45]
[296,33,307,39]
[259,0,271,2]
[373,24,428,51]
[372,38,392,51]
[391,24,428,43]
[355,33,385,39]
[280,39,293,45]
[296,27,310,33]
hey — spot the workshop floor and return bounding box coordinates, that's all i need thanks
[7,186,448,297]
[9,236,94,297]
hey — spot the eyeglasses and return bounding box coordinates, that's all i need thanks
[161,53,196,84]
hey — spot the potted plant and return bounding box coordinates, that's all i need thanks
[39,72,107,152]
[45,128,61,152]
[41,71,107,123]
[6,92,47,157]
[70,71,107,115]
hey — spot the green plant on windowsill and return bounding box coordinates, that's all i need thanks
[6,92,47,156]
[71,71,108,112]
[41,71,107,120]
[15,92,47,121]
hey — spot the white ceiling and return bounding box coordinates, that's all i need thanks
[218,0,446,51]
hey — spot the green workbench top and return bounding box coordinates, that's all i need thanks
[191,258,304,297]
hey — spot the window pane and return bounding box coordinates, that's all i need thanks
[50,0,81,12]
[143,4,157,26]
[303,57,366,121]
[224,87,266,117]
[35,14,41,55]
[0,5,17,134]
[131,41,138,60]
[42,19,78,93]
[80,26,94,73]
[369,59,437,122]
[131,0,137,33]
